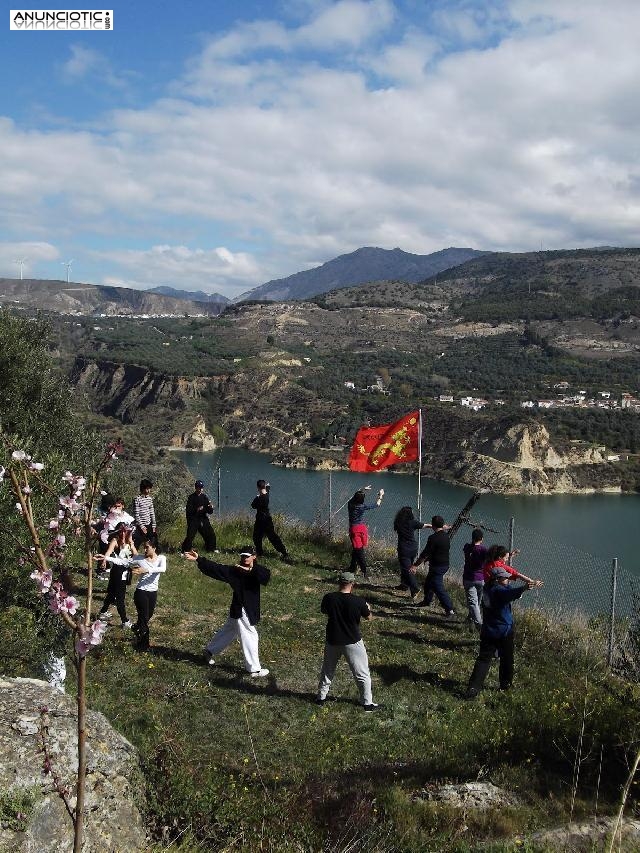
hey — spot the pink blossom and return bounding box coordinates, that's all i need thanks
[29,461,44,471]
[22,485,32,495]
[15,503,23,514]
[12,450,30,461]
[54,534,66,547]
[75,620,106,657]
[59,496,81,513]
[30,569,53,593]
[62,471,74,484]
[0,466,5,480]
[48,519,59,529]
[89,620,107,645]
[61,596,78,615]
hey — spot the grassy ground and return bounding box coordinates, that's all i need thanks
[83,519,640,852]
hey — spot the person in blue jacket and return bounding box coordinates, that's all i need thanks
[464,566,535,698]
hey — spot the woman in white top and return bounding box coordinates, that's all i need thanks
[130,540,166,651]
[97,538,166,650]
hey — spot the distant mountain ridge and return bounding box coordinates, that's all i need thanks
[147,285,229,304]
[0,278,224,317]
[236,246,486,302]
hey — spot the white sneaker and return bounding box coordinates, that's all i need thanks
[98,612,112,622]
[250,668,270,678]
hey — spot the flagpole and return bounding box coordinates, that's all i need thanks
[417,408,423,550]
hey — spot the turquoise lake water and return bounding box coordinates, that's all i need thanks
[175,447,638,615]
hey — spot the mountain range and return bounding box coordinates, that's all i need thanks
[147,285,229,304]
[236,246,486,302]
[0,278,225,317]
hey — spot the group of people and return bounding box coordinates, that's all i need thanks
[94,477,291,653]
[93,477,543,704]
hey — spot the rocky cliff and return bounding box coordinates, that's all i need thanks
[432,421,618,494]
[0,677,146,852]
[68,357,622,494]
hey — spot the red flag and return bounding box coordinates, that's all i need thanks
[348,411,420,472]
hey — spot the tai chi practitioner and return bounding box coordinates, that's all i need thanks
[316,571,378,711]
[393,506,431,599]
[347,487,384,579]
[251,480,291,562]
[95,522,134,628]
[465,567,535,698]
[412,515,455,616]
[185,546,271,677]
[462,528,488,629]
[131,540,166,651]
[181,480,217,553]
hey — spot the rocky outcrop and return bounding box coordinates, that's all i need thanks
[422,420,618,494]
[467,422,607,469]
[0,677,146,852]
[169,416,216,451]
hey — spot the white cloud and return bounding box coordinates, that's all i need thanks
[1,0,639,294]
[0,242,59,278]
[60,44,129,89]
[297,0,395,48]
[97,245,262,296]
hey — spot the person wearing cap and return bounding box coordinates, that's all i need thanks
[316,570,378,711]
[184,546,271,677]
[251,480,291,563]
[464,567,536,699]
[181,480,217,554]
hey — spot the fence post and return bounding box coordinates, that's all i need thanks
[507,517,515,564]
[608,557,618,668]
[217,465,222,518]
[328,471,332,538]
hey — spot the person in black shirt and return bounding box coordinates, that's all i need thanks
[181,480,217,553]
[393,506,431,599]
[412,515,455,616]
[316,571,378,711]
[184,545,271,677]
[251,480,291,562]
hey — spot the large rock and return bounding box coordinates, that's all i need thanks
[0,677,146,852]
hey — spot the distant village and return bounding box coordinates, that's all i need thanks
[345,377,640,415]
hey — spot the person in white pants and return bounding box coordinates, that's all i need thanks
[184,546,271,677]
[316,571,378,711]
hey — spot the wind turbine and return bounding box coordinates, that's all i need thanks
[62,259,74,284]
[14,258,27,280]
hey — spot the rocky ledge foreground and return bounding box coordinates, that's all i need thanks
[0,677,146,853]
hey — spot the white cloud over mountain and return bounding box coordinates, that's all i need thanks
[1,0,638,296]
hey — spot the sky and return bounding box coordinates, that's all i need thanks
[1,0,639,298]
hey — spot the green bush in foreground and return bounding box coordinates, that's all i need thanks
[71,523,640,850]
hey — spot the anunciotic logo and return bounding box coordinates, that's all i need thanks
[10,10,113,30]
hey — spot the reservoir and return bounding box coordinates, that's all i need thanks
[177,447,638,617]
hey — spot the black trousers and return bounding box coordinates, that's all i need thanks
[349,547,367,576]
[99,567,128,623]
[182,516,216,552]
[133,589,157,650]
[468,629,515,692]
[253,517,286,557]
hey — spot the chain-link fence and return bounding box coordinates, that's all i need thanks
[187,461,639,679]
